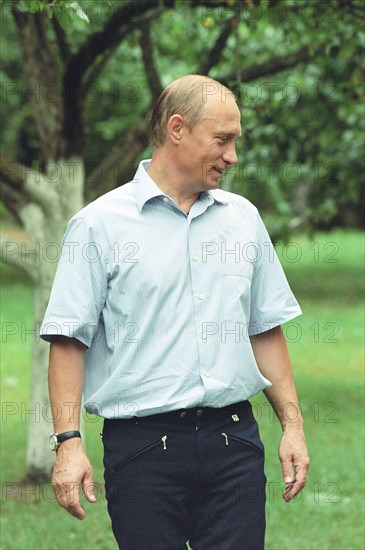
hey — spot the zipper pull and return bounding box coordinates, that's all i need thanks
[161,435,167,450]
[221,432,229,446]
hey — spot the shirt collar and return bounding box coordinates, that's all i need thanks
[133,159,230,212]
[133,160,166,212]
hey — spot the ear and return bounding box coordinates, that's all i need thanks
[166,114,184,145]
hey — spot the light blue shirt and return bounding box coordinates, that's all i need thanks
[41,160,301,418]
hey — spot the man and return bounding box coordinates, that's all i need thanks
[41,74,309,550]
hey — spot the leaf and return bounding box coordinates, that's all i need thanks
[55,2,90,35]
[15,1,28,12]
[17,0,44,13]
[68,2,90,24]
[56,5,75,34]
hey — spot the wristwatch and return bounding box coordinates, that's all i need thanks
[49,430,81,451]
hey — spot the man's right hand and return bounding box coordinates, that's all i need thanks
[52,438,96,520]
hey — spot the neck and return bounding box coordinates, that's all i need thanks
[147,154,200,212]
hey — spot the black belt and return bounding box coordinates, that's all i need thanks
[117,400,249,423]
[172,400,248,419]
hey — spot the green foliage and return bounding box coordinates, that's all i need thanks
[1,0,364,236]
[215,2,364,237]
[15,0,92,37]
[56,3,90,35]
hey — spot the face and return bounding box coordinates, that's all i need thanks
[174,94,241,192]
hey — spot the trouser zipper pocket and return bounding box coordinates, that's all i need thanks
[113,435,168,471]
[221,432,263,456]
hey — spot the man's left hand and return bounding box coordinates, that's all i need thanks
[278,426,310,502]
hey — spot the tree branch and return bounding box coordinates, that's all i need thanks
[222,43,326,86]
[0,234,37,281]
[0,183,26,224]
[83,43,119,91]
[71,0,229,81]
[0,154,28,221]
[62,1,176,154]
[0,154,25,191]
[83,6,166,95]
[12,8,64,160]
[139,20,163,99]
[346,5,365,19]
[198,18,235,75]
[0,155,58,215]
[66,2,173,85]
[52,15,71,64]
[85,115,151,202]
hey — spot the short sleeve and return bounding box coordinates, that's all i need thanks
[40,216,109,347]
[248,213,302,336]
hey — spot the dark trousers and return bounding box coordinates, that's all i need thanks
[103,401,266,550]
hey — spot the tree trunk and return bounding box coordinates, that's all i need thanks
[22,159,85,481]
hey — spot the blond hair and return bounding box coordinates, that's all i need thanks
[150,75,232,148]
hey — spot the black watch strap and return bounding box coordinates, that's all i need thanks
[57,430,81,444]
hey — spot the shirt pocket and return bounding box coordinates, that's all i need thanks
[220,273,252,318]
[216,238,256,279]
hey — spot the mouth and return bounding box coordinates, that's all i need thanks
[212,166,225,176]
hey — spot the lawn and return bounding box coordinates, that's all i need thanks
[1,229,364,550]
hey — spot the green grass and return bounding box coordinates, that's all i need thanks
[1,230,364,550]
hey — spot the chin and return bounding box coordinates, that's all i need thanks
[199,176,221,191]
[207,178,221,188]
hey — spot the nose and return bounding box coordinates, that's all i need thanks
[222,143,238,165]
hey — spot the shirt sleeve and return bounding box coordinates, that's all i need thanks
[40,215,109,347]
[248,213,302,336]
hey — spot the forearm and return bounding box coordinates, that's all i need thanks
[48,336,86,433]
[48,336,95,519]
[250,325,303,431]
[250,325,309,501]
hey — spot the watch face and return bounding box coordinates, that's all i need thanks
[49,434,58,451]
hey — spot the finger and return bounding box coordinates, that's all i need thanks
[280,455,295,485]
[294,463,309,487]
[53,482,85,520]
[82,469,97,503]
[282,478,305,502]
[66,500,86,520]
[282,463,309,502]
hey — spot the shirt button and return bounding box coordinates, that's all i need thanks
[204,371,210,378]
[197,293,205,300]
[180,411,187,418]
[163,197,169,203]
[192,256,199,262]
[196,409,203,417]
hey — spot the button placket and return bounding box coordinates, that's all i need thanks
[187,216,215,389]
